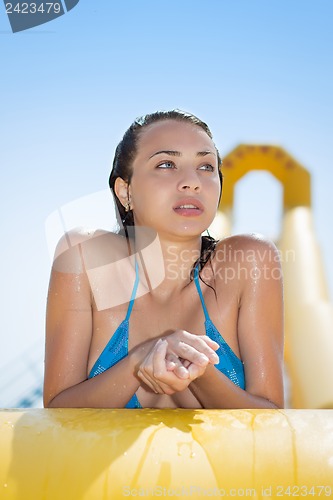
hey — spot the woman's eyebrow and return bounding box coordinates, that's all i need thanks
[197,150,217,157]
[149,150,181,159]
[149,150,216,159]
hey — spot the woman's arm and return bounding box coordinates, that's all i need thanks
[43,232,145,408]
[44,232,220,408]
[189,235,285,409]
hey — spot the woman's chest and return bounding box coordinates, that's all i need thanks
[90,277,240,357]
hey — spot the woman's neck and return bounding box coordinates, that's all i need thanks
[131,228,203,298]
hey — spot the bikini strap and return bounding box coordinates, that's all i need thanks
[125,259,140,321]
[193,265,210,321]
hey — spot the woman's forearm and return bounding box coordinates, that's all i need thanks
[45,351,142,408]
[189,364,283,409]
[45,334,164,408]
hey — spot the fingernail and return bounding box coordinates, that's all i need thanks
[210,353,219,363]
[198,354,209,365]
[178,367,189,379]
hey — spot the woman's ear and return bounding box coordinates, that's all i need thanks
[114,177,130,208]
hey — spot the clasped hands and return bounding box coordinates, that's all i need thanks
[137,330,219,395]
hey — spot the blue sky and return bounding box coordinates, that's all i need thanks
[1,0,332,405]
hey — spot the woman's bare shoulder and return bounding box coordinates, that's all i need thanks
[52,227,129,274]
[214,233,279,262]
[210,234,283,310]
[211,233,281,284]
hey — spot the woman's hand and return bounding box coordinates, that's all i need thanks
[164,329,219,366]
[136,330,219,395]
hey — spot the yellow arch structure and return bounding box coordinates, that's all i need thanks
[209,145,333,409]
[221,144,311,210]
[1,409,333,499]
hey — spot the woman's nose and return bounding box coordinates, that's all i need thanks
[177,170,201,192]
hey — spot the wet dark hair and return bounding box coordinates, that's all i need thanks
[109,109,223,279]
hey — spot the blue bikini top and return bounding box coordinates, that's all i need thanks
[88,261,245,407]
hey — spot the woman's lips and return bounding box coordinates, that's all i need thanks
[173,207,203,216]
[173,199,204,217]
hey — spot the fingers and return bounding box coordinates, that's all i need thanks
[137,340,180,395]
[152,339,168,378]
[165,352,179,371]
[137,340,167,394]
[182,359,191,369]
[187,362,204,379]
[137,339,193,394]
[136,332,219,397]
[165,353,189,379]
[176,342,210,367]
[190,335,220,363]
[167,331,219,365]
[202,336,220,353]
[165,352,204,381]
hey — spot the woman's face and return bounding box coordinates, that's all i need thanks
[123,119,221,239]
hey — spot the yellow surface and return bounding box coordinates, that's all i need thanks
[1,409,333,499]
[213,145,333,408]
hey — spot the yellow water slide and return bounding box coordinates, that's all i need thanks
[211,144,333,408]
[1,409,333,499]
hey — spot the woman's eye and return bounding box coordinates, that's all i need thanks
[156,161,175,169]
[199,164,215,171]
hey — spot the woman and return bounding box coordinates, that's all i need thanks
[44,110,284,409]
